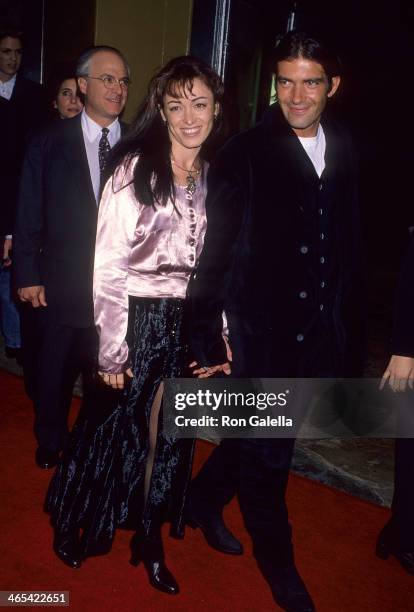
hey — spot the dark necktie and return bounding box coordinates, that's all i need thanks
[98,127,111,174]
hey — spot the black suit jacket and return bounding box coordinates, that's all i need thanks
[14,113,127,328]
[0,75,45,235]
[189,104,364,377]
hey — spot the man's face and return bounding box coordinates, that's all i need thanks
[78,51,128,126]
[275,57,340,137]
[0,36,22,81]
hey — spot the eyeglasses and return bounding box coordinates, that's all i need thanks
[86,75,131,90]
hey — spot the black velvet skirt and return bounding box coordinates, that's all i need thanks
[45,297,194,557]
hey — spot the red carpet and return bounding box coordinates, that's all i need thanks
[0,369,413,611]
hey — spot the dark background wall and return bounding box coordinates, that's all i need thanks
[42,0,96,83]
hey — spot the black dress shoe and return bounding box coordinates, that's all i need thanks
[186,507,243,555]
[260,563,315,612]
[130,533,179,595]
[5,346,22,364]
[53,531,82,569]
[35,447,60,469]
[376,532,414,575]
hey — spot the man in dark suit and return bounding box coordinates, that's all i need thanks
[0,27,44,361]
[14,45,130,470]
[188,32,363,611]
[379,236,414,574]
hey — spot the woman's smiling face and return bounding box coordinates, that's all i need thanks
[161,77,218,154]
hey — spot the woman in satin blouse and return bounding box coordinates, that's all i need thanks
[46,55,224,595]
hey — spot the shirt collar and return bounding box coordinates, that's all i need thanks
[0,73,17,94]
[81,109,120,143]
[298,123,324,145]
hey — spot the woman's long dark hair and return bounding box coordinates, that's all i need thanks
[109,55,225,207]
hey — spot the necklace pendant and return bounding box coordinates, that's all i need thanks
[186,173,197,197]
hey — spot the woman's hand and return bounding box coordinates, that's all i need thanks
[98,368,133,389]
[380,355,414,392]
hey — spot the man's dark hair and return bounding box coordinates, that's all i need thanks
[273,31,341,88]
[0,27,23,46]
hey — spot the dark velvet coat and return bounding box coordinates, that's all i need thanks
[189,104,364,377]
[14,113,127,328]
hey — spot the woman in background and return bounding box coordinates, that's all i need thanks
[46,65,83,119]
[46,55,224,596]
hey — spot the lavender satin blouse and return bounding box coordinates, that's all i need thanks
[94,157,208,373]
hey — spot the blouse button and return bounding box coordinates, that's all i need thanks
[189,238,195,246]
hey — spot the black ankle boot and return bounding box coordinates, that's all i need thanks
[376,530,414,575]
[53,529,82,569]
[130,532,179,595]
[258,560,315,612]
[186,504,243,555]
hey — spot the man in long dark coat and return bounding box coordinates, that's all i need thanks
[188,32,363,611]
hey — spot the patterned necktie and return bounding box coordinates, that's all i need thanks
[98,127,111,174]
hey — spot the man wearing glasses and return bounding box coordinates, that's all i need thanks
[14,46,130,469]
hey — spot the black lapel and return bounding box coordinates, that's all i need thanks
[10,75,24,102]
[61,114,96,207]
[120,120,129,137]
[320,115,342,183]
[262,104,320,207]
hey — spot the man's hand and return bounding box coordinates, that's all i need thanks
[380,355,414,392]
[98,368,133,389]
[189,336,233,378]
[2,237,12,267]
[18,285,47,308]
[189,361,231,378]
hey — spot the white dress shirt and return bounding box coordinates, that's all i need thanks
[81,109,121,202]
[0,73,16,100]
